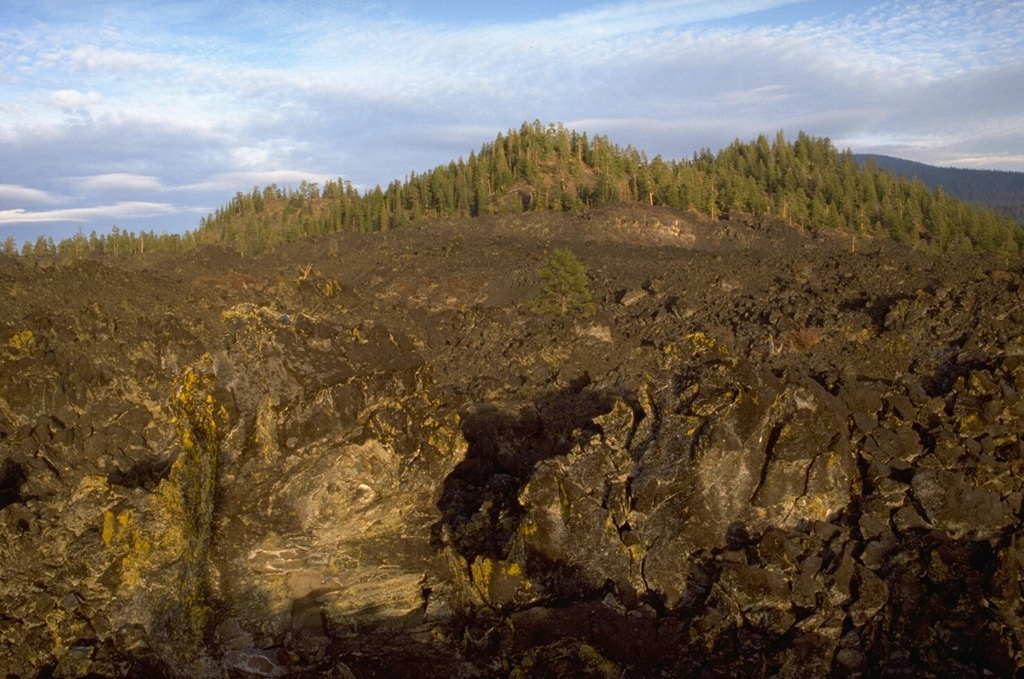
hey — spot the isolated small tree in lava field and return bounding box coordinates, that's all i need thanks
[530,248,595,318]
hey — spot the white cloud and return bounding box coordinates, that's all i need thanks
[549,0,802,36]
[0,183,60,205]
[184,171,335,193]
[67,45,174,74]
[47,89,102,109]
[702,85,795,109]
[77,173,163,192]
[941,153,1024,169]
[0,202,177,224]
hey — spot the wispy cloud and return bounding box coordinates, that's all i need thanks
[66,45,175,75]
[0,184,61,205]
[77,173,163,192]
[184,171,336,193]
[0,202,177,225]
[943,153,1024,168]
[47,89,102,110]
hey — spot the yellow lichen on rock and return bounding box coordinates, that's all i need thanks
[3,328,35,358]
[164,364,222,659]
[95,361,224,669]
[660,332,725,371]
[102,510,115,546]
[470,555,532,607]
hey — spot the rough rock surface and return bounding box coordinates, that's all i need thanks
[3,204,1024,677]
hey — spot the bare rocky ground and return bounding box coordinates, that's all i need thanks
[3,203,1024,678]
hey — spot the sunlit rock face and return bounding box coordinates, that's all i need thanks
[0,300,469,678]
[202,306,469,674]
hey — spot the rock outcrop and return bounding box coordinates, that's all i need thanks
[0,299,469,677]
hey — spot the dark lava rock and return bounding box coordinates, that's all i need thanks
[3,205,1024,677]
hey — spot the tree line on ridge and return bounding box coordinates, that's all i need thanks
[6,122,1022,258]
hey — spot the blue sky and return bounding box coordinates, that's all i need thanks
[1,0,1022,245]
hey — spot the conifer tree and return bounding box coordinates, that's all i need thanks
[530,248,595,318]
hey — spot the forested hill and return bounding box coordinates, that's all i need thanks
[854,154,1024,224]
[10,123,1023,257]
[183,125,1022,256]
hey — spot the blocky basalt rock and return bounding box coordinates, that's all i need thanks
[3,206,1024,677]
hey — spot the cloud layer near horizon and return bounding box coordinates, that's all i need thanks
[2,0,1022,243]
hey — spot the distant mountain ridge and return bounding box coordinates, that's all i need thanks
[854,154,1024,223]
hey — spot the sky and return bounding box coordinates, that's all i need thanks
[1,0,1022,245]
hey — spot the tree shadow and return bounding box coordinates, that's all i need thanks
[431,374,615,562]
[0,457,27,510]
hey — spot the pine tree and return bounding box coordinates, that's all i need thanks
[530,248,595,317]
[494,134,513,192]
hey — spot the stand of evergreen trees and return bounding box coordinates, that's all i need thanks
[8,122,1022,258]
[854,154,1024,225]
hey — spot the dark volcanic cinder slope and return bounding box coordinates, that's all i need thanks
[2,204,1024,678]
